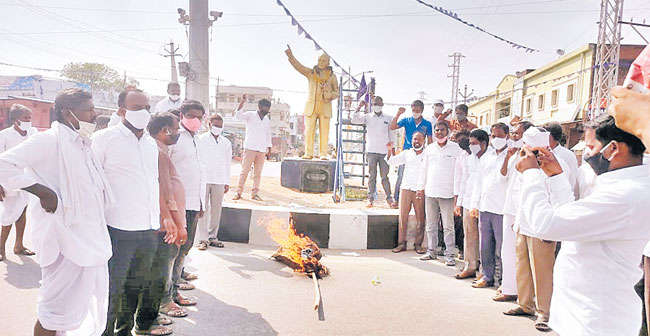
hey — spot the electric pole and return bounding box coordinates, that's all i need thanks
[458,85,474,103]
[416,91,428,101]
[448,52,464,109]
[589,0,624,120]
[177,4,222,111]
[162,40,182,83]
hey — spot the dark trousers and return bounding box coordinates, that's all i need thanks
[171,210,199,299]
[636,275,647,336]
[479,211,503,283]
[103,227,160,336]
[367,153,392,202]
[155,231,179,306]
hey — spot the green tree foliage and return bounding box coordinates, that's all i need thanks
[60,62,139,91]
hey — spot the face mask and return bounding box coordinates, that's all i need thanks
[413,144,424,151]
[181,117,202,132]
[165,128,180,144]
[69,111,96,138]
[169,94,181,101]
[491,137,507,149]
[16,121,31,131]
[585,142,613,176]
[211,126,223,136]
[470,144,481,155]
[511,139,524,148]
[436,136,448,144]
[456,114,467,121]
[373,105,382,114]
[125,109,151,130]
[458,138,470,151]
[412,112,422,119]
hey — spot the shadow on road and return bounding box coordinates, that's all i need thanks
[175,287,278,336]
[3,255,40,289]
[205,248,295,280]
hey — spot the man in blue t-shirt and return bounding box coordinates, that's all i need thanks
[389,100,433,202]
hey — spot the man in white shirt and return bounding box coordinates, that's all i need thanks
[387,131,426,253]
[169,99,206,300]
[544,122,579,191]
[0,104,38,261]
[154,82,183,114]
[470,122,510,288]
[197,114,231,250]
[454,129,490,280]
[576,120,601,199]
[352,96,396,208]
[0,88,113,336]
[233,94,271,201]
[416,121,463,266]
[517,115,650,335]
[92,89,168,336]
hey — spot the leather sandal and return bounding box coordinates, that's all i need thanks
[493,294,518,302]
[454,269,476,279]
[471,277,494,288]
[414,245,426,254]
[391,242,407,253]
[503,307,535,316]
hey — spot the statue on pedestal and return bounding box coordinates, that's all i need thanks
[285,45,339,160]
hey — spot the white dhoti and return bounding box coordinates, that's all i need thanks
[501,214,518,296]
[0,190,28,226]
[38,253,108,335]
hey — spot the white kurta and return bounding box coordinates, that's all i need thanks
[0,126,37,225]
[0,123,112,334]
[519,165,650,336]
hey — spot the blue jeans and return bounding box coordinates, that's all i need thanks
[394,164,405,202]
[479,211,503,283]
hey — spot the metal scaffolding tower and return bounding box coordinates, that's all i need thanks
[448,52,464,108]
[590,0,624,119]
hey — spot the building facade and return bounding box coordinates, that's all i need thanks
[468,43,645,148]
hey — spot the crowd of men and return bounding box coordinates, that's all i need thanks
[0,83,274,336]
[354,92,650,335]
[2,79,650,336]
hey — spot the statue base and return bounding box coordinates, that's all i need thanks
[280,157,336,193]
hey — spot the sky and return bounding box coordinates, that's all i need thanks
[1,0,650,118]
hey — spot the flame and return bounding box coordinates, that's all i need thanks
[260,216,319,272]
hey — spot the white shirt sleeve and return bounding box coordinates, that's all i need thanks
[471,159,484,210]
[518,169,635,242]
[235,108,248,121]
[0,134,45,191]
[453,152,464,197]
[457,155,468,206]
[225,140,232,184]
[387,151,406,166]
[350,110,366,124]
[266,120,272,149]
[416,148,429,191]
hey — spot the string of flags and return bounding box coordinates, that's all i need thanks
[275,0,359,85]
[414,0,540,53]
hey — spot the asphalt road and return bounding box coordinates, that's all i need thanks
[0,231,554,336]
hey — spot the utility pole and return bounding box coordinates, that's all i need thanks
[458,84,474,103]
[162,40,182,83]
[416,91,428,101]
[448,52,464,109]
[177,4,222,111]
[589,0,624,120]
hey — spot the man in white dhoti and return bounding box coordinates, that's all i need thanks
[0,104,38,261]
[0,88,113,336]
[516,115,650,335]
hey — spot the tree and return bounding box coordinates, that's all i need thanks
[61,62,139,91]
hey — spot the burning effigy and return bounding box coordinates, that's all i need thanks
[261,215,329,278]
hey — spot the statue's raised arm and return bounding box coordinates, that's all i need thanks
[285,45,311,77]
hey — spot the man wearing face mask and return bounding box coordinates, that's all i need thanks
[169,99,206,300]
[0,104,38,262]
[389,100,433,203]
[0,88,114,335]
[449,104,478,132]
[416,121,463,266]
[515,115,650,336]
[470,122,510,288]
[197,114,231,250]
[148,112,190,323]
[387,131,427,253]
[234,94,272,201]
[92,89,166,336]
[155,82,183,114]
[454,129,489,280]
[432,99,451,121]
[352,96,396,208]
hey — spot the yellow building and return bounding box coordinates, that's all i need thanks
[468,43,645,147]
